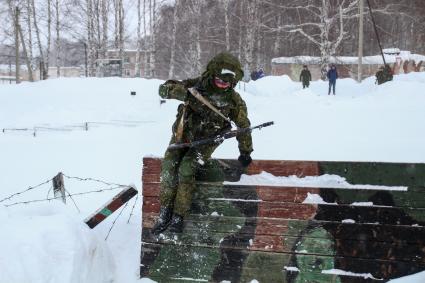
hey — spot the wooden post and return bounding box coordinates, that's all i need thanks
[85,186,138,229]
[53,172,66,204]
[14,7,20,84]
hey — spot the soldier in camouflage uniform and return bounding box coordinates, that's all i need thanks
[152,52,253,235]
[376,64,393,85]
[299,65,312,89]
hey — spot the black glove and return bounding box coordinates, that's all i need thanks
[238,153,252,167]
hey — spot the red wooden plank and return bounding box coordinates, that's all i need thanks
[248,160,319,177]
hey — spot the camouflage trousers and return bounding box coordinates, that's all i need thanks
[159,136,218,216]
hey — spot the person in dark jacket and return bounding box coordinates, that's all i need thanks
[327,64,338,95]
[250,68,265,81]
[299,65,312,89]
[375,66,385,85]
[376,64,393,85]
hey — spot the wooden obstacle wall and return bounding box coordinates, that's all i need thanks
[141,157,425,283]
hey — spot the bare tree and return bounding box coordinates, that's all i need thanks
[262,0,358,77]
[143,0,147,77]
[31,0,47,79]
[222,0,230,51]
[54,0,60,77]
[135,0,142,77]
[25,0,34,72]
[86,0,95,75]
[149,0,156,77]
[167,0,179,79]
[100,0,109,59]
[187,0,202,76]
[46,0,52,78]
[244,0,259,72]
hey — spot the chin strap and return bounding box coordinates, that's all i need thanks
[188,87,236,128]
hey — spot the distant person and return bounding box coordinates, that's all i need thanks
[383,64,393,82]
[375,65,393,85]
[327,64,338,95]
[257,68,265,79]
[250,68,265,81]
[375,66,385,85]
[299,65,312,89]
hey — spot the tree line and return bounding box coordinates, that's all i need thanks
[1,0,424,81]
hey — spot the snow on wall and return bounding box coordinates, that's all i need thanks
[272,51,425,65]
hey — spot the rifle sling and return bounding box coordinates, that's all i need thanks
[188,87,232,124]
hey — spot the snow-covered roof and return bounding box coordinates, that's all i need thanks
[0,64,28,72]
[272,51,425,65]
[383,48,400,55]
[0,75,16,80]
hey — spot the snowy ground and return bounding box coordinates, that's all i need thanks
[0,73,425,283]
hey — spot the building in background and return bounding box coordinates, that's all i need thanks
[95,49,147,78]
[271,50,425,81]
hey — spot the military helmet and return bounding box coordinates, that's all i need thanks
[202,52,244,85]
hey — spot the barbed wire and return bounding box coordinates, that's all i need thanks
[1,172,130,207]
[127,194,139,224]
[1,173,138,239]
[105,200,130,241]
[64,188,81,213]
[2,120,156,137]
[0,178,53,204]
[3,185,125,208]
[62,174,128,188]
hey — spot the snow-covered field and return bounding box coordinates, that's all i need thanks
[1,73,425,283]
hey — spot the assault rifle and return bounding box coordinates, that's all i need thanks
[168,121,274,150]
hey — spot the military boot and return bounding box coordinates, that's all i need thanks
[168,214,185,233]
[151,207,173,235]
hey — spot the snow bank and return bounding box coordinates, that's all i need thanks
[0,203,115,283]
[388,271,425,283]
[225,172,407,191]
[1,72,425,283]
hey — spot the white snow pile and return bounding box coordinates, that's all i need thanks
[302,193,333,205]
[388,271,425,283]
[272,50,425,65]
[321,269,382,280]
[0,203,115,283]
[1,72,425,283]
[225,172,408,191]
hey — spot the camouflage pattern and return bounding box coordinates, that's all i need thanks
[159,135,219,216]
[376,65,393,85]
[141,157,425,282]
[158,52,252,216]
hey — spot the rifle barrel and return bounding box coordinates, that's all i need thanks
[167,121,274,150]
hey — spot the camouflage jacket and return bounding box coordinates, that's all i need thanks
[159,77,253,155]
[300,69,312,83]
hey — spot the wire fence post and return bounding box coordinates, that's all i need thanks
[53,172,66,204]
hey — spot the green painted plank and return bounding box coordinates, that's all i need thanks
[141,242,425,283]
[198,184,425,209]
[318,161,425,187]
[142,228,424,262]
[143,214,425,245]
